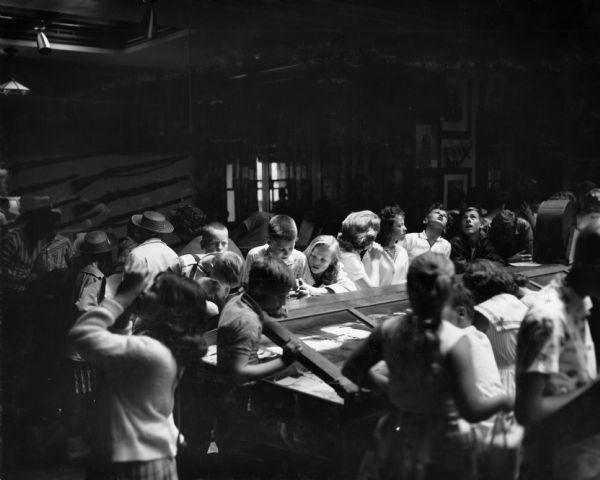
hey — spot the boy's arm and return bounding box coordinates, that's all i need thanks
[228,353,291,383]
[449,335,513,422]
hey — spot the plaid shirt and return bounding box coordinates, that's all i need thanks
[1,226,47,293]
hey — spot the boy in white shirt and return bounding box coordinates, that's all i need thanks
[447,282,505,399]
[402,203,451,261]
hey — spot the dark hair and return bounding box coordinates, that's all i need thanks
[462,259,518,303]
[303,235,342,286]
[548,190,576,203]
[485,189,509,211]
[169,205,207,238]
[425,202,447,217]
[83,250,113,270]
[377,205,405,246]
[490,209,516,231]
[450,282,475,320]
[460,205,483,220]
[573,217,600,266]
[268,215,298,242]
[395,252,454,390]
[574,181,597,199]
[583,188,600,214]
[143,272,208,368]
[338,210,381,252]
[247,256,295,302]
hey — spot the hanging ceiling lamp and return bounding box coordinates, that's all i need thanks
[0,47,30,95]
[35,23,52,55]
[142,0,157,40]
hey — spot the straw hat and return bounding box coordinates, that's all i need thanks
[79,230,118,255]
[131,210,174,234]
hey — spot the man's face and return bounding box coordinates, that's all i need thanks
[268,239,295,261]
[461,210,481,236]
[426,209,448,229]
[203,230,229,253]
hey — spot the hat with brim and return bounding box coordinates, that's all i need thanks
[18,195,61,221]
[79,230,118,255]
[131,210,174,234]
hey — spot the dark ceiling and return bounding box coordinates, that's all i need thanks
[1,1,600,80]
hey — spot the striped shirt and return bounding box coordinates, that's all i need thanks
[475,293,528,396]
[1,226,47,293]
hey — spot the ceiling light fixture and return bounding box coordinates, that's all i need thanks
[142,0,157,40]
[0,47,30,95]
[35,24,52,55]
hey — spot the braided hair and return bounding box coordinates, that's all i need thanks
[395,252,454,387]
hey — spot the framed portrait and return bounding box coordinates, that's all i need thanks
[415,124,439,168]
[443,171,470,209]
[441,77,469,132]
[441,137,473,168]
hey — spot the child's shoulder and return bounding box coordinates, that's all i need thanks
[79,263,104,280]
[247,244,269,257]
[292,248,307,260]
[220,295,259,322]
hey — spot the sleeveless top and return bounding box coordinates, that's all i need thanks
[381,317,466,414]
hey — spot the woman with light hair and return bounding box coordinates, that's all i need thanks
[337,210,384,290]
[301,235,356,295]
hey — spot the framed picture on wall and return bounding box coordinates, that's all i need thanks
[443,171,470,209]
[441,77,469,132]
[441,137,473,168]
[415,124,439,168]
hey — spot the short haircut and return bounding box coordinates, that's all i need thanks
[450,282,475,320]
[549,190,576,203]
[491,209,516,231]
[169,204,207,237]
[461,206,483,219]
[201,222,228,248]
[247,256,296,299]
[338,210,381,251]
[426,202,446,216]
[268,214,298,242]
[211,251,243,288]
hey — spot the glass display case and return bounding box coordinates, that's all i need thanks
[179,264,568,476]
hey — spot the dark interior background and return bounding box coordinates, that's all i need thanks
[2,0,600,236]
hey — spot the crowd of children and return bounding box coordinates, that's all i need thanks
[2,187,600,480]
